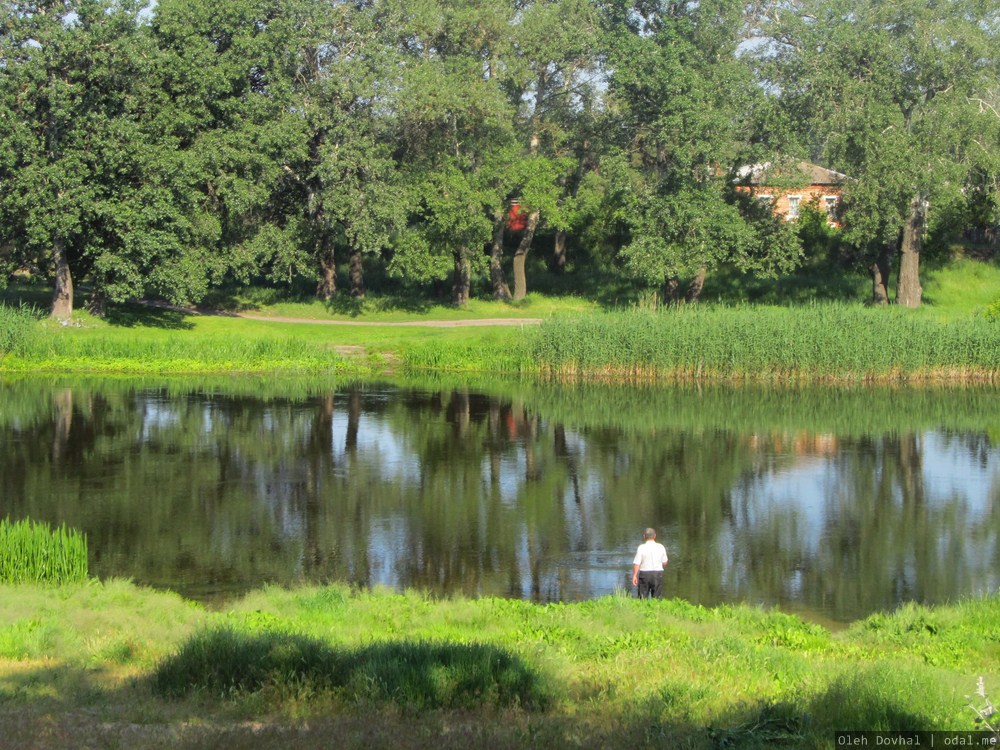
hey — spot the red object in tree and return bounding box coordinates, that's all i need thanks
[507,201,527,231]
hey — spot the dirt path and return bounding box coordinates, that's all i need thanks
[234,313,544,327]
[146,302,543,328]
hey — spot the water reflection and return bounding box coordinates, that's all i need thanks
[1,378,998,623]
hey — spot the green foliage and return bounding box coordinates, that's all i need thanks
[0,0,228,315]
[763,0,1000,300]
[783,197,845,271]
[598,0,804,296]
[0,304,40,356]
[154,627,550,710]
[0,518,88,585]
[0,0,995,315]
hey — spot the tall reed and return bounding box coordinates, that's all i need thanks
[533,304,1000,381]
[0,517,88,584]
[0,303,40,356]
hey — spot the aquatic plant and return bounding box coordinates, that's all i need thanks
[532,304,1000,382]
[0,304,39,356]
[0,517,88,584]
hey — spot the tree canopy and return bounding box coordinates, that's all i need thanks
[1,0,998,316]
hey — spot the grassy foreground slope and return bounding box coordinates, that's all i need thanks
[0,581,997,749]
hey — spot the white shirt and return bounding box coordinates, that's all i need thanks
[633,540,668,571]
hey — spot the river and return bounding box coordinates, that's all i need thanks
[1,377,998,624]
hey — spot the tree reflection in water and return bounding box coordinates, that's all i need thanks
[1,379,998,623]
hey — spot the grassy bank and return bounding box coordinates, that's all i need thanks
[1,260,999,381]
[0,299,537,376]
[0,581,997,749]
[2,302,999,383]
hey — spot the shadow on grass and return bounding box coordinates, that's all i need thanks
[0,283,52,312]
[323,293,437,317]
[104,303,195,330]
[152,627,550,711]
[696,667,943,749]
[704,257,867,305]
[0,653,957,750]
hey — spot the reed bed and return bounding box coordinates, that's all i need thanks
[0,303,40,356]
[0,517,88,584]
[532,304,1000,382]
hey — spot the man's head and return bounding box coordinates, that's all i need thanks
[643,527,656,540]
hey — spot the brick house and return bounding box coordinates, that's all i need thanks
[735,160,849,227]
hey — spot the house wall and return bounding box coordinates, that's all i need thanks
[738,184,844,227]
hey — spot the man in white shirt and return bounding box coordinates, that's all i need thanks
[631,527,668,599]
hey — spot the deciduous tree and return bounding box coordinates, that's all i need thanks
[765,0,1000,306]
[598,0,801,302]
[0,0,190,318]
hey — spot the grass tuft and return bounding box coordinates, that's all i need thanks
[0,517,88,585]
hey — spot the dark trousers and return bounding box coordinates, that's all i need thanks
[636,570,664,599]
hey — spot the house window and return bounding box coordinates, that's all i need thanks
[757,194,773,207]
[823,195,839,221]
[787,195,802,220]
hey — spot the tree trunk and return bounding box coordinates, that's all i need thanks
[348,247,365,299]
[316,237,336,300]
[896,196,926,308]
[869,238,896,305]
[346,387,361,455]
[86,289,108,318]
[552,229,567,274]
[686,266,707,303]
[663,277,681,304]
[512,209,540,302]
[52,388,72,464]
[51,237,73,320]
[452,246,471,306]
[489,219,511,301]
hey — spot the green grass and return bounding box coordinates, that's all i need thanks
[2,256,999,381]
[0,518,88,585]
[194,281,598,321]
[921,258,1000,320]
[0,582,997,748]
[7,299,1000,381]
[0,304,533,376]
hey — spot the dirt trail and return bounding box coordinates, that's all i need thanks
[147,301,544,327]
[234,313,544,327]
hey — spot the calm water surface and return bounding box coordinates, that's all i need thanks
[2,378,998,624]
